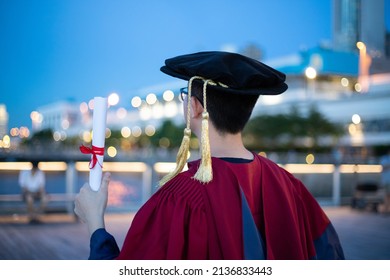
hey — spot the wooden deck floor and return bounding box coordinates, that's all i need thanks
[0,207,389,260]
[0,213,134,260]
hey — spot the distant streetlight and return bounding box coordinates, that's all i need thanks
[356,41,371,93]
[349,112,364,146]
[145,125,156,136]
[79,102,89,114]
[121,126,131,138]
[304,67,317,100]
[116,107,127,119]
[131,96,142,108]
[30,111,42,131]
[305,67,317,80]
[356,41,365,51]
[340,77,349,87]
[163,90,175,102]
[107,146,117,157]
[108,92,120,106]
[146,93,157,105]
[305,153,315,164]
[352,114,361,124]
[132,126,142,137]
[1,135,10,148]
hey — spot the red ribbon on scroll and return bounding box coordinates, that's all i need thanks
[79,145,105,169]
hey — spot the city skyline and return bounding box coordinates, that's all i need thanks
[1,0,390,130]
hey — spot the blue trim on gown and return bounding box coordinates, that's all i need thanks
[240,189,266,259]
[313,223,345,259]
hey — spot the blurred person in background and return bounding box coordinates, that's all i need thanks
[18,161,47,223]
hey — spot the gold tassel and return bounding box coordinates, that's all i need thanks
[159,76,215,186]
[159,127,191,186]
[193,111,213,183]
[159,76,202,187]
[193,80,213,183]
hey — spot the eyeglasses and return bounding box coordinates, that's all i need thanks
[180,87,188,101]
[179,86,204,106]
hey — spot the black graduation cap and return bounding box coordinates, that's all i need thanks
[160,51,288,95]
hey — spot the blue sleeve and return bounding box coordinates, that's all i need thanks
[89,228,120,260]
[313,223,345,260]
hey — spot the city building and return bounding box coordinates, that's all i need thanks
[333,0,390,73]
[0,104,8,138]
[35,100,82,140]
[333,0,386,56]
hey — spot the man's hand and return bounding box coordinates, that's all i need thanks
[74,172,110,236]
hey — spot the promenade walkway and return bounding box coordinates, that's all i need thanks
[0,206,389,260]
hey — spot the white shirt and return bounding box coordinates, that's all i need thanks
[18,169,46,192]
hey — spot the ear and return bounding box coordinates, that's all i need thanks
[190,96,203,118]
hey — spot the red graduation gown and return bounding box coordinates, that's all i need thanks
[116,154,343,260]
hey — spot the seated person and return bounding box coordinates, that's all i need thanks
[18,161,47,223]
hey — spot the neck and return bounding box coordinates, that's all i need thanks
[207,128,253,160]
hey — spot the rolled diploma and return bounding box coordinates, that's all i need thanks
[90,97,108,191]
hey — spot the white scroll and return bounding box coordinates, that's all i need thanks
[80,97,108,191]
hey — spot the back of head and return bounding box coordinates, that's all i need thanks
[191,81,259,134]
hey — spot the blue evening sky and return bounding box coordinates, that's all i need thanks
[1,0,389,129]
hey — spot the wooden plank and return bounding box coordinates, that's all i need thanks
[0,213,132,260]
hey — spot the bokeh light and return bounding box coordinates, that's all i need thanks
[306,154,315,164]
[131,96,142,108]
[305,67,317,80]
[352,114,361,124]
[108,92,120,106]
[163,90,174,102]
[121,127,131,138]
[146,93,157,105]
[107,146,117,157]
